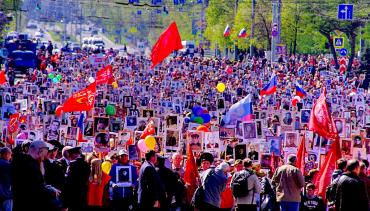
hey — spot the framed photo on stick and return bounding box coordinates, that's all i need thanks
[115,166,133,187]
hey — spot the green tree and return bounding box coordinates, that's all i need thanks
[303,0,370,71]
[204,0,234,49]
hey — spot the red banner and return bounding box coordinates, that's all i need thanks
[56,82,97,116]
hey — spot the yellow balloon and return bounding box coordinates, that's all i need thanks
[216,82,226,93]
[144,135,156,150]
[112,82,118,89]
[102,161,112,174]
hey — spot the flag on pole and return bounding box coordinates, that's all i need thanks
[237,28,247,38]
[260,74,277,96]
[184,144,199,204]
[313,137,341,200]
[56,82,97,117]
[223,24,231,37]
[77,112,86,142]
[96,65,114,85]
[308,87,338,140]
[296,134,306,174]
[309,87,341,200]
[150,22,183,69]
[295,82,307,98]
[222,94,253,125]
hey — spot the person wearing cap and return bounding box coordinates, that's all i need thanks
[199,152,214,177]
[44,143,65,191]
[272,154,305,211]
[0,147,12,211]
[109,149,138,211]
[138,150,165,210]
[12,140,61,211]
[62,147,90,211]
[200,161,229,210]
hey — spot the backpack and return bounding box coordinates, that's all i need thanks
[231,169,253,198]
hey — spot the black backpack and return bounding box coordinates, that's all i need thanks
[231,170,253,198]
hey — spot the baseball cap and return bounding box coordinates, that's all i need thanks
[118,149,128,156]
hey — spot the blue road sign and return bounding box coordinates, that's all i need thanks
[338,4,353,20]
[334,37,344,48]
[339,48,348,56]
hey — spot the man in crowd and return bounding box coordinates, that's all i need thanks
[44,143,65,192]
[58,146,72,175]
[231,158,261,211]
[0,147,12,211]
[199,152,214,176]
[300,183,325,211]
[138,150,165,210]
[332,158,348,181]
[359,162,370,208]
[272,154,305,211]
[62,147,90,211]
[109,149,138,211]
[200,162,229,210]
[335,159,369,211]
[12,140,61,211]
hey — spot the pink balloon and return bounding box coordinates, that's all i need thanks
[137,139,148,152]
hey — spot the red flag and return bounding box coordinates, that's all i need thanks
[296,134,306,174]
[0,70,6,85]
[308,87,338,140]
[96,65,113,85]
[8,113,20,134]
[56,82,96,116]
[150,22,183,69]
[309,88,341,200]
[184,144,199,204]
[314,137,341,201]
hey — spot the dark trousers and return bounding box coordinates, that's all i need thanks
[112,198,135,211]
[236,204,257,211]
[199,202,219,211]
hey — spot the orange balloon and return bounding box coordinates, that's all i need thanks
[196,125,209,132]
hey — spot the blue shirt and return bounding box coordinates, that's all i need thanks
[109,163,138,199]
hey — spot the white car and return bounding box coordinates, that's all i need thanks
[91,37,105,50]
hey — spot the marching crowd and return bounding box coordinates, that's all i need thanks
[0,39,369,211]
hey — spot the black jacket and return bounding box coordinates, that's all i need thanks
[44,159,65,190]
[138,161,165,208]
[62,157,90,210]
[12,154,58,211]
[335,172,369,211]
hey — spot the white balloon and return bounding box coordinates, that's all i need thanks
[88,77,95,83]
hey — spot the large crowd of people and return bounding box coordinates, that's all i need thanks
[0,40,369,211]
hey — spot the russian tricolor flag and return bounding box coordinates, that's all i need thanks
[77,112,86,142]
[238,28,247,38]
[223,24,231,37]
[260,74,277,96]
[295,82,307,98]
[222,94,253,125]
